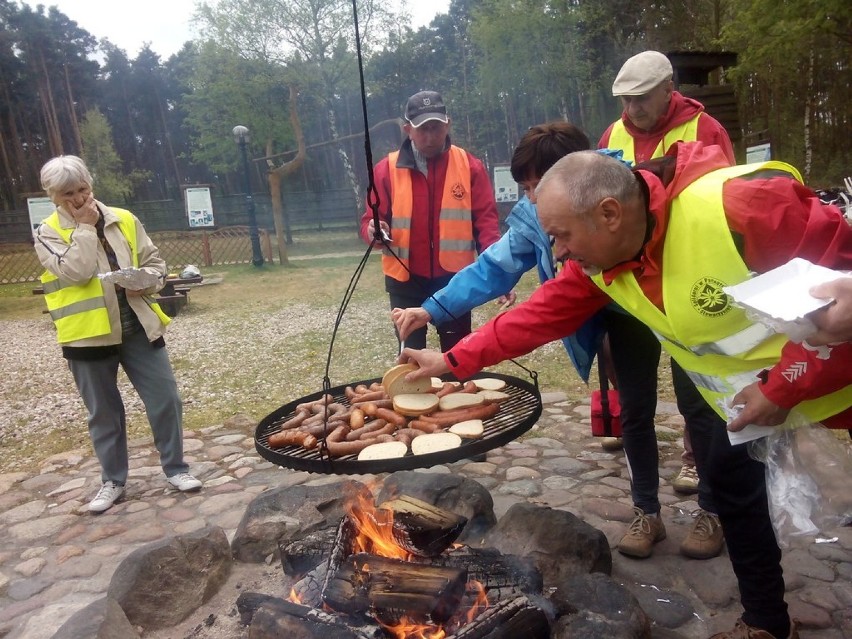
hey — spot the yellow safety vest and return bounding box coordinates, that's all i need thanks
[608,113,701,163]
[383,146,475,281]
[591,162,852,423]
[40,209,170,344]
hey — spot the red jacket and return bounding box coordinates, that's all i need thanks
[360,137,501,280]
[599,91,736,164]
[446,142,852,428]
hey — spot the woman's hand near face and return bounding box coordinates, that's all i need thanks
[65,193,99,226]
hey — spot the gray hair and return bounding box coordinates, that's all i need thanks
[536,151,640,217]
[39,155,93,197]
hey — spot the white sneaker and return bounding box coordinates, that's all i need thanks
[89,481,124,513]
[167,472,202,492]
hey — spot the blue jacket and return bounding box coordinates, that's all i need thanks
[423,196,605,382]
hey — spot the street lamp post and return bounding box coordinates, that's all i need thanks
[232,125,264,267]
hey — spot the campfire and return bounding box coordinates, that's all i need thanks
[238,486,550,638]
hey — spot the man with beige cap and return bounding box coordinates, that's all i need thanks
[596,50,736,563]
[599,49,735,163]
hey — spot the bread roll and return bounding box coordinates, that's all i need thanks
[411,432,463,455]
[473,377,507,391]
[449,419,484,439]
[382,363,432,398]
[393,393,440,416]
[358,441,408,460]
[438,393,485,411]
[477,389,510,403]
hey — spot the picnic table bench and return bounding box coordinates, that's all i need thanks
[32,274,203,318]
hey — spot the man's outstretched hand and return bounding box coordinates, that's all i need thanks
[398,347,450,379]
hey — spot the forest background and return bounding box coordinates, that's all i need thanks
[0,0,850,222]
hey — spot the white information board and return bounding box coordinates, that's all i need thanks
[493,165,518,203]
[185,187,215,228]
[27,197,56,237]
[746,142,771,164]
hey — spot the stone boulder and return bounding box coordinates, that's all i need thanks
[107,526,231,630]
[231,480,371,563]
[484,502,611,585]
[50,597,140,639]
[548,572,651,638]
[376,471,496,540]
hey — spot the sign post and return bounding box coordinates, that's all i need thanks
[27,197,56,237]
[184,187,215,228]
[492,165,518,203]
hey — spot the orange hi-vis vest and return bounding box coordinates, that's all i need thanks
[608,113,702,163]
[383,145,475,281]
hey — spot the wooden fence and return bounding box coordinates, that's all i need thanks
[0,226,276,284]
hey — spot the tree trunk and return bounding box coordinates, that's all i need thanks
[38,50,63,155]
[63,63,83,154]
[267,85,306,263]
[803,45,814,181]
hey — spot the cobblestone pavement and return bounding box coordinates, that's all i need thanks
[1,392,849,639]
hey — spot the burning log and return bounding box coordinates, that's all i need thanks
[446,596,550,639]
[378,495,468,557]
[433,546,543,600]
[279,526,339,576]
[323,552,468,625]
[240,595,385,639]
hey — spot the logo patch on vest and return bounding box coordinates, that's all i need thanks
[690,277,731,317]
[450,182,466,200]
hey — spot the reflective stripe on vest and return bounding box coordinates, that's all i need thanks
[383,146,475,281]
[607,113,701,163]
[40,209,170,343]
[592,161,852,423]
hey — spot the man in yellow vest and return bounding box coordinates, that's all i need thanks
[34,155,201,514]
[596,50,737,555]
[401,142,852,639]
[359,90,501,351]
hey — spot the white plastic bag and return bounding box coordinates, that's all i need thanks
[749,423,852,546]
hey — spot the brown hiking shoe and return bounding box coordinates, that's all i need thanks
[671,463,699,494]
[600,437,623,451]
[617,507,666,558]
[709,617,800,638]
[680,510,724,559]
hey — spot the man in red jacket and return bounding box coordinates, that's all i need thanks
[401,142,852,639]
[360,90,501,351]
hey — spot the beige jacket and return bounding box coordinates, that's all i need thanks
[34,201,169,347]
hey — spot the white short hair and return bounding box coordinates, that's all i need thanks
[39,155,93,197]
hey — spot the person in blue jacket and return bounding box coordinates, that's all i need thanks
[392,121,605,380]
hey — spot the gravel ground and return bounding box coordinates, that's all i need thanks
[0,295,403,473]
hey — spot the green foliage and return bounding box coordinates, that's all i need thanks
[79,108,132,205]
[181,42,294,174]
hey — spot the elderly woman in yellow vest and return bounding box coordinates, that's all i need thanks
[33,155,201,514]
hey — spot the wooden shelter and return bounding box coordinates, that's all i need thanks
[668,51,741,147]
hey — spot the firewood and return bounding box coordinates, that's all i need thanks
[446,596,550,639]
[433,546,542,597]
[279,527,338,576]
[242,595,385,639]
[377,495,468,557]
[322,553,468,625]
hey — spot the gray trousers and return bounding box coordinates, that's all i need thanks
[68,330,187,485]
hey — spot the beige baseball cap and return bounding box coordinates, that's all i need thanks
[612,51,673,96]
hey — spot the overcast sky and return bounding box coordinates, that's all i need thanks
[21,0,449,60]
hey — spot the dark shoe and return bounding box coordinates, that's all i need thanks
[617,507,666,558]
[680,510,724,559]
[708,617,800,638]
